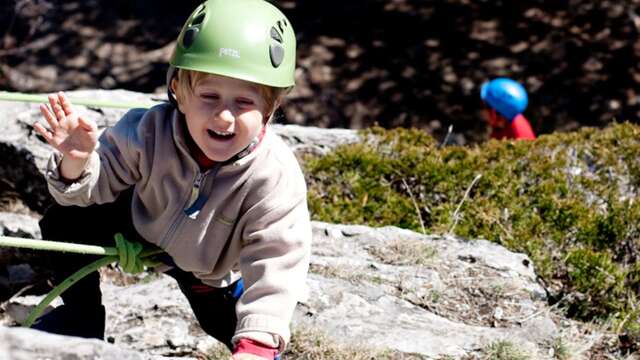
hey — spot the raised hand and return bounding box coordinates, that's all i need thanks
[34,91,98,158]
[33,92,99,180]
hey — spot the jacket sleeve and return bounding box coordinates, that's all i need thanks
[45,108,148,206]
[232,172,312,351]
[510,115,536,140]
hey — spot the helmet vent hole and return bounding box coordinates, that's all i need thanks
[270,27,282,43]
[277,20,283,33]
[191,13,205,26]
[270,43,284,68]
[182,27,199,48]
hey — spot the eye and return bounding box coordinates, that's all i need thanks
[236,98,255,107]
[200,93,219,101]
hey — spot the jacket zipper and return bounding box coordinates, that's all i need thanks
[159,170,208,248]
[160,163,224,249]
[186,172,205,209]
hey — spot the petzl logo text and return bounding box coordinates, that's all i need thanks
[219,48,240,59]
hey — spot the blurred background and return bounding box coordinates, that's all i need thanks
[1,0,640,144]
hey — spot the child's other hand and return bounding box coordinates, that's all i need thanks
[34,91,98,160]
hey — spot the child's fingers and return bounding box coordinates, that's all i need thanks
[39,103,59,129]
[32,122,54,143]
[57,91,74,116]
[48,94,66,122]
[47,95,58,114]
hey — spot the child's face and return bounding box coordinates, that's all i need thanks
[174,74,268,162]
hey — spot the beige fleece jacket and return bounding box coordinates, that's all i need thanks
[44,103,311,348]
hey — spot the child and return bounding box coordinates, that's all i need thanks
[481,77,536,140]
[31,0,311,359]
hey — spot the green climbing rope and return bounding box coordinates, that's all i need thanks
[0,91,161,109]
[22,256,117,327]
[0,235,162,327]
[0,236,118,256]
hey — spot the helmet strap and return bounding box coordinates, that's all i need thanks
[231,124,267,161]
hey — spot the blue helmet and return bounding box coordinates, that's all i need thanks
[480,78,528,121]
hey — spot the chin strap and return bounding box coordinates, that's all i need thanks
[229,122,268,162]
[231,136,261,162]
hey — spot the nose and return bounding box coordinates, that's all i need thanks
[217,107,235,124]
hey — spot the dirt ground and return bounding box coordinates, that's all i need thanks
[2,0,640,144]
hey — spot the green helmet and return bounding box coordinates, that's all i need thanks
[169,0,296,88]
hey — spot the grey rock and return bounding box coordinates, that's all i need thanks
[296,222,555,358]
[0,326,160,360]
[271,123,360,156]
[0,212,40,239]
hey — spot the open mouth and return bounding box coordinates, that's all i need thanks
[207,129,235,140]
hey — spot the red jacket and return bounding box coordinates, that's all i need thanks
[491,114,536,140]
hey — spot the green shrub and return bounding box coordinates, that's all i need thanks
[481,340,530,360]
[304,122,640,336]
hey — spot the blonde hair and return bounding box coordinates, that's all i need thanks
[172,69,285,121]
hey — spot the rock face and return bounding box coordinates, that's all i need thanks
[2,222,558,359]
[0,91,614,358]
[296,222,555,358]
[0,326,157,360]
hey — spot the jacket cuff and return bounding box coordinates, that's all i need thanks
[233,314,289,351]
[232,338,279,359]
[45,151,99,196]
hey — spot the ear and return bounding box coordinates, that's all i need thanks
[264,100,282,124]
[170,78,184,112]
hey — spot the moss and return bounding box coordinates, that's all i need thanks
[549,337,571,360]
[204,344,231,359]
[207,327,425,359]
[481,341,530,360]
[309,263,387,285]
[282,327,424,359]
[304,122,640,336]
[367,239,436,266]
[565,248,627,318]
